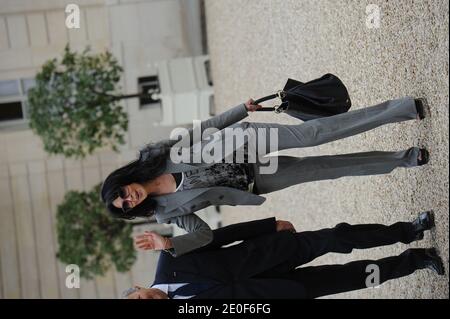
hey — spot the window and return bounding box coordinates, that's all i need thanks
[204,60,213,86]
[0,78,35,127]
[0,101,23,121]
[0,80,20,96]
[137,75,161,108]
[209,94,215,116]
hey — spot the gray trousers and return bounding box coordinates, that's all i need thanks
[247,97,419,194]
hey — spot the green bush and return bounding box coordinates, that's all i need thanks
[56,184,136,279]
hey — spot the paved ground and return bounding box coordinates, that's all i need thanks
[205,0,449,298]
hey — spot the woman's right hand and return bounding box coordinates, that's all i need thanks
[245,98,263,112]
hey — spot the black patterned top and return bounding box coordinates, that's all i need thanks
[172,163,253,192]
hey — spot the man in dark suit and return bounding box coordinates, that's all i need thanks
[124,212,444,299]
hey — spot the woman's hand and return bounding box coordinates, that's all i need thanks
[276,220,296,233]
[134,231,173,251]
[245,98,263,112]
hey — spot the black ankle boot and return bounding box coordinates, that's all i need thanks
[421,248,445,275]
[415,98,429,120]
[417,149,430,166]
[412,211,435,240]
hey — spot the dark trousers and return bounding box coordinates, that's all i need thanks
[258,222,425,298]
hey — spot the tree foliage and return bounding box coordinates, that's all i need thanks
[56,184,136,279]
[28,45,128,158]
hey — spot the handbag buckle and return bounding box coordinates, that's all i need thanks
[274,101,288,114]
[274,105,283,113]
[276,90,286,100]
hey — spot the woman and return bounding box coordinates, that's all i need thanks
[101,96,429,257]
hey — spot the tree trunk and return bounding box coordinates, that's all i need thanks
[114,93,154,101]
[91,89,154,101]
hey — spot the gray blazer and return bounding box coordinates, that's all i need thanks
[152,103,266,257]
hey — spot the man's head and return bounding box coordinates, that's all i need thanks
[122,286,169,299]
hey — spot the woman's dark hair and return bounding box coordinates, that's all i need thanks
[100,141,172,220]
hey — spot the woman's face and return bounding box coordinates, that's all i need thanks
[112,183,148,211]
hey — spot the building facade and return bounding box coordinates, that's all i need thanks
[0,0,215,299]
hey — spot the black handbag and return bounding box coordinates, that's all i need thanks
[254,73,352,121]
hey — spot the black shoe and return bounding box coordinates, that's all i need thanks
[415,98,429,120]
[417,148,430,166]
[412,211,435,240]
[422,248,445,275]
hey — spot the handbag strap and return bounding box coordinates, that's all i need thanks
[253,90,286,105]
[253,93,278,105]
[253,90,286,112]
[255,103,288,113]
[254,107,276,111]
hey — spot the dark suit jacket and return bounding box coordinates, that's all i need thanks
[152,218,307,299]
